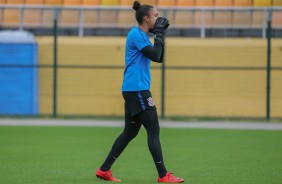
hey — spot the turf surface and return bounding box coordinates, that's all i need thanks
[0,126,281,184]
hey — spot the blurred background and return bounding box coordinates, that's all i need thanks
[0,0,281,120]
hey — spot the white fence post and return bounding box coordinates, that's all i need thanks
[201,9,206,38]
[19,7,24,31]
[79,8,84,37]
[262,8,267,38]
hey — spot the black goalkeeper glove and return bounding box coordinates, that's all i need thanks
[150,17,169,45]
[149,17,170,35]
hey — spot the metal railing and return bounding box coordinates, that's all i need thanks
[0,5,282,37]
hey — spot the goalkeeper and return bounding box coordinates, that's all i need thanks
[96,1,184,183]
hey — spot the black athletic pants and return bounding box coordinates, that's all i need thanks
[100,109,167,178]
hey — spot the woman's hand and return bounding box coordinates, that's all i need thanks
[149,17,170,35]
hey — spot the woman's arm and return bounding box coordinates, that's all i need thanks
[141,35,164,63]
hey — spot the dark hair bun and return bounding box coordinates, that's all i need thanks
[133,1,141,11]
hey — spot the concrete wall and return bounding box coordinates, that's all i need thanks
[36,37,282,118]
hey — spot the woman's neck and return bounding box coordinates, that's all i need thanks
[138,24,149,34]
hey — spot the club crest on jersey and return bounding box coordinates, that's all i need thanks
[147,97,155,107]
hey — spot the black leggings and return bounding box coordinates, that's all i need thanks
[100,110,167,177]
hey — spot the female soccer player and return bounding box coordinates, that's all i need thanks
[96,1,184,183]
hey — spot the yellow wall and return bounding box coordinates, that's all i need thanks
[36,37,282,118]
[253,0,272,6]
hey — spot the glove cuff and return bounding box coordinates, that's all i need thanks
[154,34,165,45]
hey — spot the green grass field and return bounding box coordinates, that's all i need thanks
[0,126,282,184]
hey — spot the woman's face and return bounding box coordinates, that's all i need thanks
[146,7,158,29]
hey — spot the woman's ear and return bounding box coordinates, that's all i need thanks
[143,16,149,23]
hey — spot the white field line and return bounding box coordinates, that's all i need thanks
[0,119,282,130]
